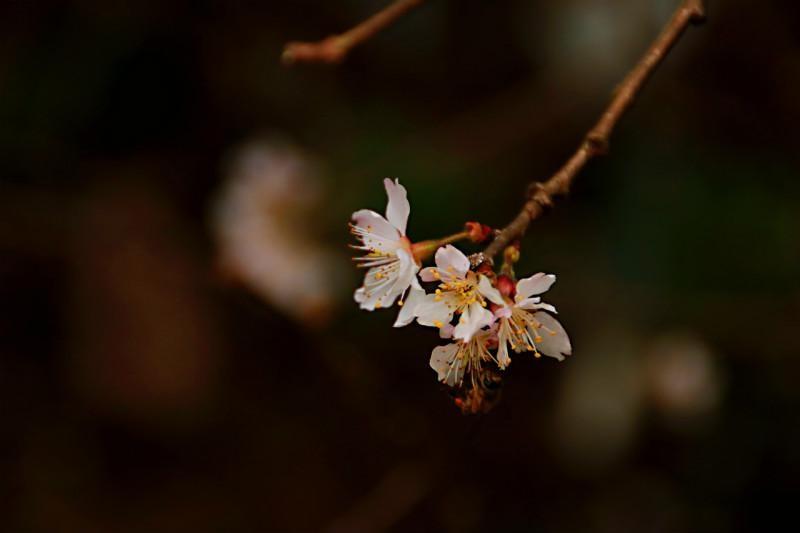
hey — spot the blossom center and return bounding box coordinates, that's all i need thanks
[445,334,496,388]
[501,307,558,358]
[432,271,487,312]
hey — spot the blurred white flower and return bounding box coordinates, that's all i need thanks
[554,328,722,471]
[212,139,344,325]
[350,178,424,326]
[643,333,723,420]
[415,245,504,341]
[493,273,571,368]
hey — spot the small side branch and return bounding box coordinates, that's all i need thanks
[282,0,426,65]
[483,0,706,261]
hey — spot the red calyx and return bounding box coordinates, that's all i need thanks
[465,221,492,243]
[475,262,494,276]
[496,275,516,298]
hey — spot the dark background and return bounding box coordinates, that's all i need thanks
[2,1,799,531]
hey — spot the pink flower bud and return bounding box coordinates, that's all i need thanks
[496,275,516,298]
[465,221,492,243]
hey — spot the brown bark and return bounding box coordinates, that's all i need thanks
[482,0,706,262]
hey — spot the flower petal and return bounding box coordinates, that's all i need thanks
[383,178,411,235]
[414,295,454,328]
[516,299,557,314]
[493,305,512,319]
[393,276,424,327]
[453,302,495,342]
[387,249,419,302]
[351,209,401,252]
[430,343,462,386]
[419,267,440,282]
[355,249,417,311]
[354,286,367,304]
[478,275,505,305]
[515,273,556,301]
[354,271,395,311]
[433,245,470,279]
[531,311,571,361]
[439,323,455,339]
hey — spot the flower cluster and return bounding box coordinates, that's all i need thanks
[351,179,572,413]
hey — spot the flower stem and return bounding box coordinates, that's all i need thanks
[282,0,426,65]
[411,231,470,263]
[437,231,471,246]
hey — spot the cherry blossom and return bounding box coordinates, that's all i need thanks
[351,178,424,326]
[349,179,574,412]
[493,273,571,368]
[414,245,504,341]
[429,329,497,388]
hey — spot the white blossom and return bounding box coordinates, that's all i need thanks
[351,178,423,326]
[429,330,497,388]
[414,245,505,341]
[494,273,571,368]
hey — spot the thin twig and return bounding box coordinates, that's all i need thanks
[482,0,706,262]
[282,0,426,65]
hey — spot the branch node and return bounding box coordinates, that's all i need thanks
[530,183,554,208]
[586,135,609,156]
[687,0,707,24]
[481,0,705,263]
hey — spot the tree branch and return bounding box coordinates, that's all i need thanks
[482,0,706,262]
[282,0,426,65]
